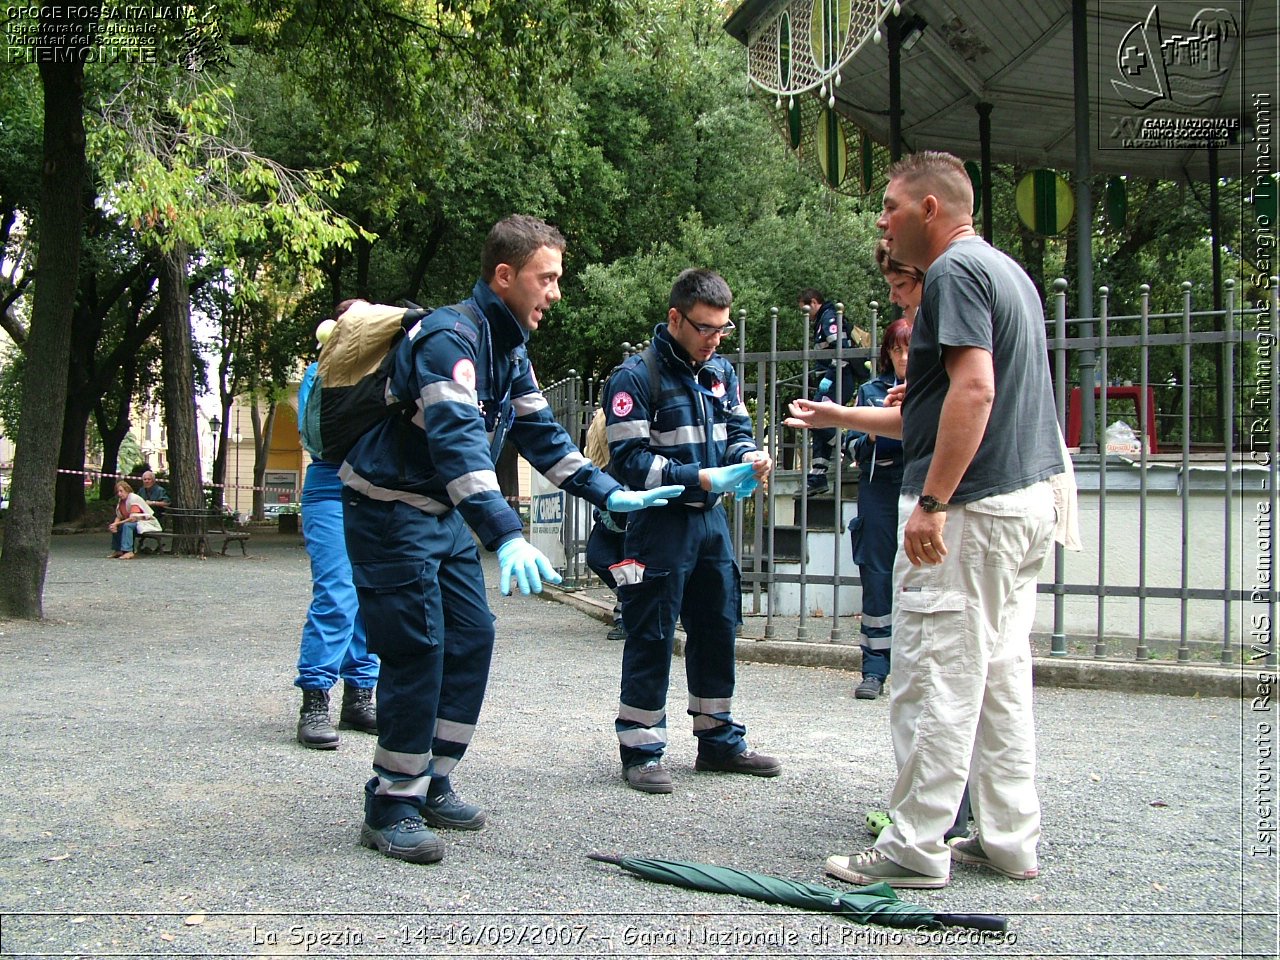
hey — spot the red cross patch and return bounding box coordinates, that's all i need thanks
[452,358,476,391]
[612,391,634,417]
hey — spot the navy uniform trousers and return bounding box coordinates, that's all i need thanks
[616,504,746,768]
[810,362,859,473]
[848,472,900,680]
[343,493,495,829]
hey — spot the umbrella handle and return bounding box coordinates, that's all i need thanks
[586,853,624,866]
[932,913,1008,932]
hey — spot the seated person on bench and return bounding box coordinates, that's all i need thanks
[109,479,159,559]
[139,470,170,520]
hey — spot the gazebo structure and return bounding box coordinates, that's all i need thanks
[724,0,1275,447]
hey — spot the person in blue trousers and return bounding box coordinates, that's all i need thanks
[293,350,379,749]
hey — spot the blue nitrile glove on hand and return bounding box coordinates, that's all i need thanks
[496,537,561,596]
[606,484,684,512]
[703,461,758,495]
[731,473,759,498]
[818,377,832,394]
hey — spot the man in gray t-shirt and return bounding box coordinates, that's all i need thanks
[901,236,1062,501]
[787,151,1066,890]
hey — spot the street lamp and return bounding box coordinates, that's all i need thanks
[233,412,242,518]
[208,415,222,504]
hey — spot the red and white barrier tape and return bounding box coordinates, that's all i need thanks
[55,468,296,494]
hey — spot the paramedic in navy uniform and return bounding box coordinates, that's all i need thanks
[340,215,680,863]
[604,268,779,795]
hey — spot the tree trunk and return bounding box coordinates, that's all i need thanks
[0,27,89,619]
[210,410,228,511]
[249,396,277,520]
[496,442,521,513]
[94,352,140,500]
[157,240,203,553]
[53,394,91,523]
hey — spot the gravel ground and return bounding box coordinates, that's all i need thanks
[0,532,1273,959]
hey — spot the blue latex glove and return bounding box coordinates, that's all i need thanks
[703,462,757,494]
[496,537,561,596]
[731,474,759,498]
[817,377,832,395]
[606,484,684,512]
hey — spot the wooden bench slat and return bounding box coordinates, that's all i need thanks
[136,508,251,557]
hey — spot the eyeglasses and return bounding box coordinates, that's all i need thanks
[680,313,736,339]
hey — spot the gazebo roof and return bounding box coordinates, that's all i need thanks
[725,0,1273,181]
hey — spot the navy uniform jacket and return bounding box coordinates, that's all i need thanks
[340,280,620,550]
[846,371,905,484]
[604,324,757,509]
[811,300,853,352]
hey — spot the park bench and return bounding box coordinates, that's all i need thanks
[136,507,251,558]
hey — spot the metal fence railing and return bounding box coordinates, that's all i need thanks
[542,277,1279,668]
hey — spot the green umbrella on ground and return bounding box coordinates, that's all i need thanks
[588,853,1006,932]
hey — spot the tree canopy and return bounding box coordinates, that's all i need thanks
[0,0,1254,616]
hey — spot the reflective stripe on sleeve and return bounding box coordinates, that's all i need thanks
[421,380,476,408]
[607,420,650,443]
[544,451,591,485]
[445,469,502,504]
[645,455,670,489]
[512,394,549,416]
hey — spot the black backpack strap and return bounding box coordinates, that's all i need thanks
[640,345,660,410]
[454,300,483,333]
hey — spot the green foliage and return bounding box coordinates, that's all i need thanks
[0,347,24,442]
[0,64,43,216]
[117,433,144,476]
[89,79,361,291]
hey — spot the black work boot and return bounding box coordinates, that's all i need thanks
[338,683,377,735]
[297,688,339,749]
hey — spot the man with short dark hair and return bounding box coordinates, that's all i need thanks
[340,215,679,864]
[604,268,778,794]
[788,151,1067,888]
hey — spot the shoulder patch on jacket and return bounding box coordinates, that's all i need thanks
[452,358,477,390]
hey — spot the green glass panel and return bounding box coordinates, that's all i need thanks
[860,131,874,192]
[809,0,825,67]
[817,109,847,188]
[964,160,982,217]
[779,12,791,88]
